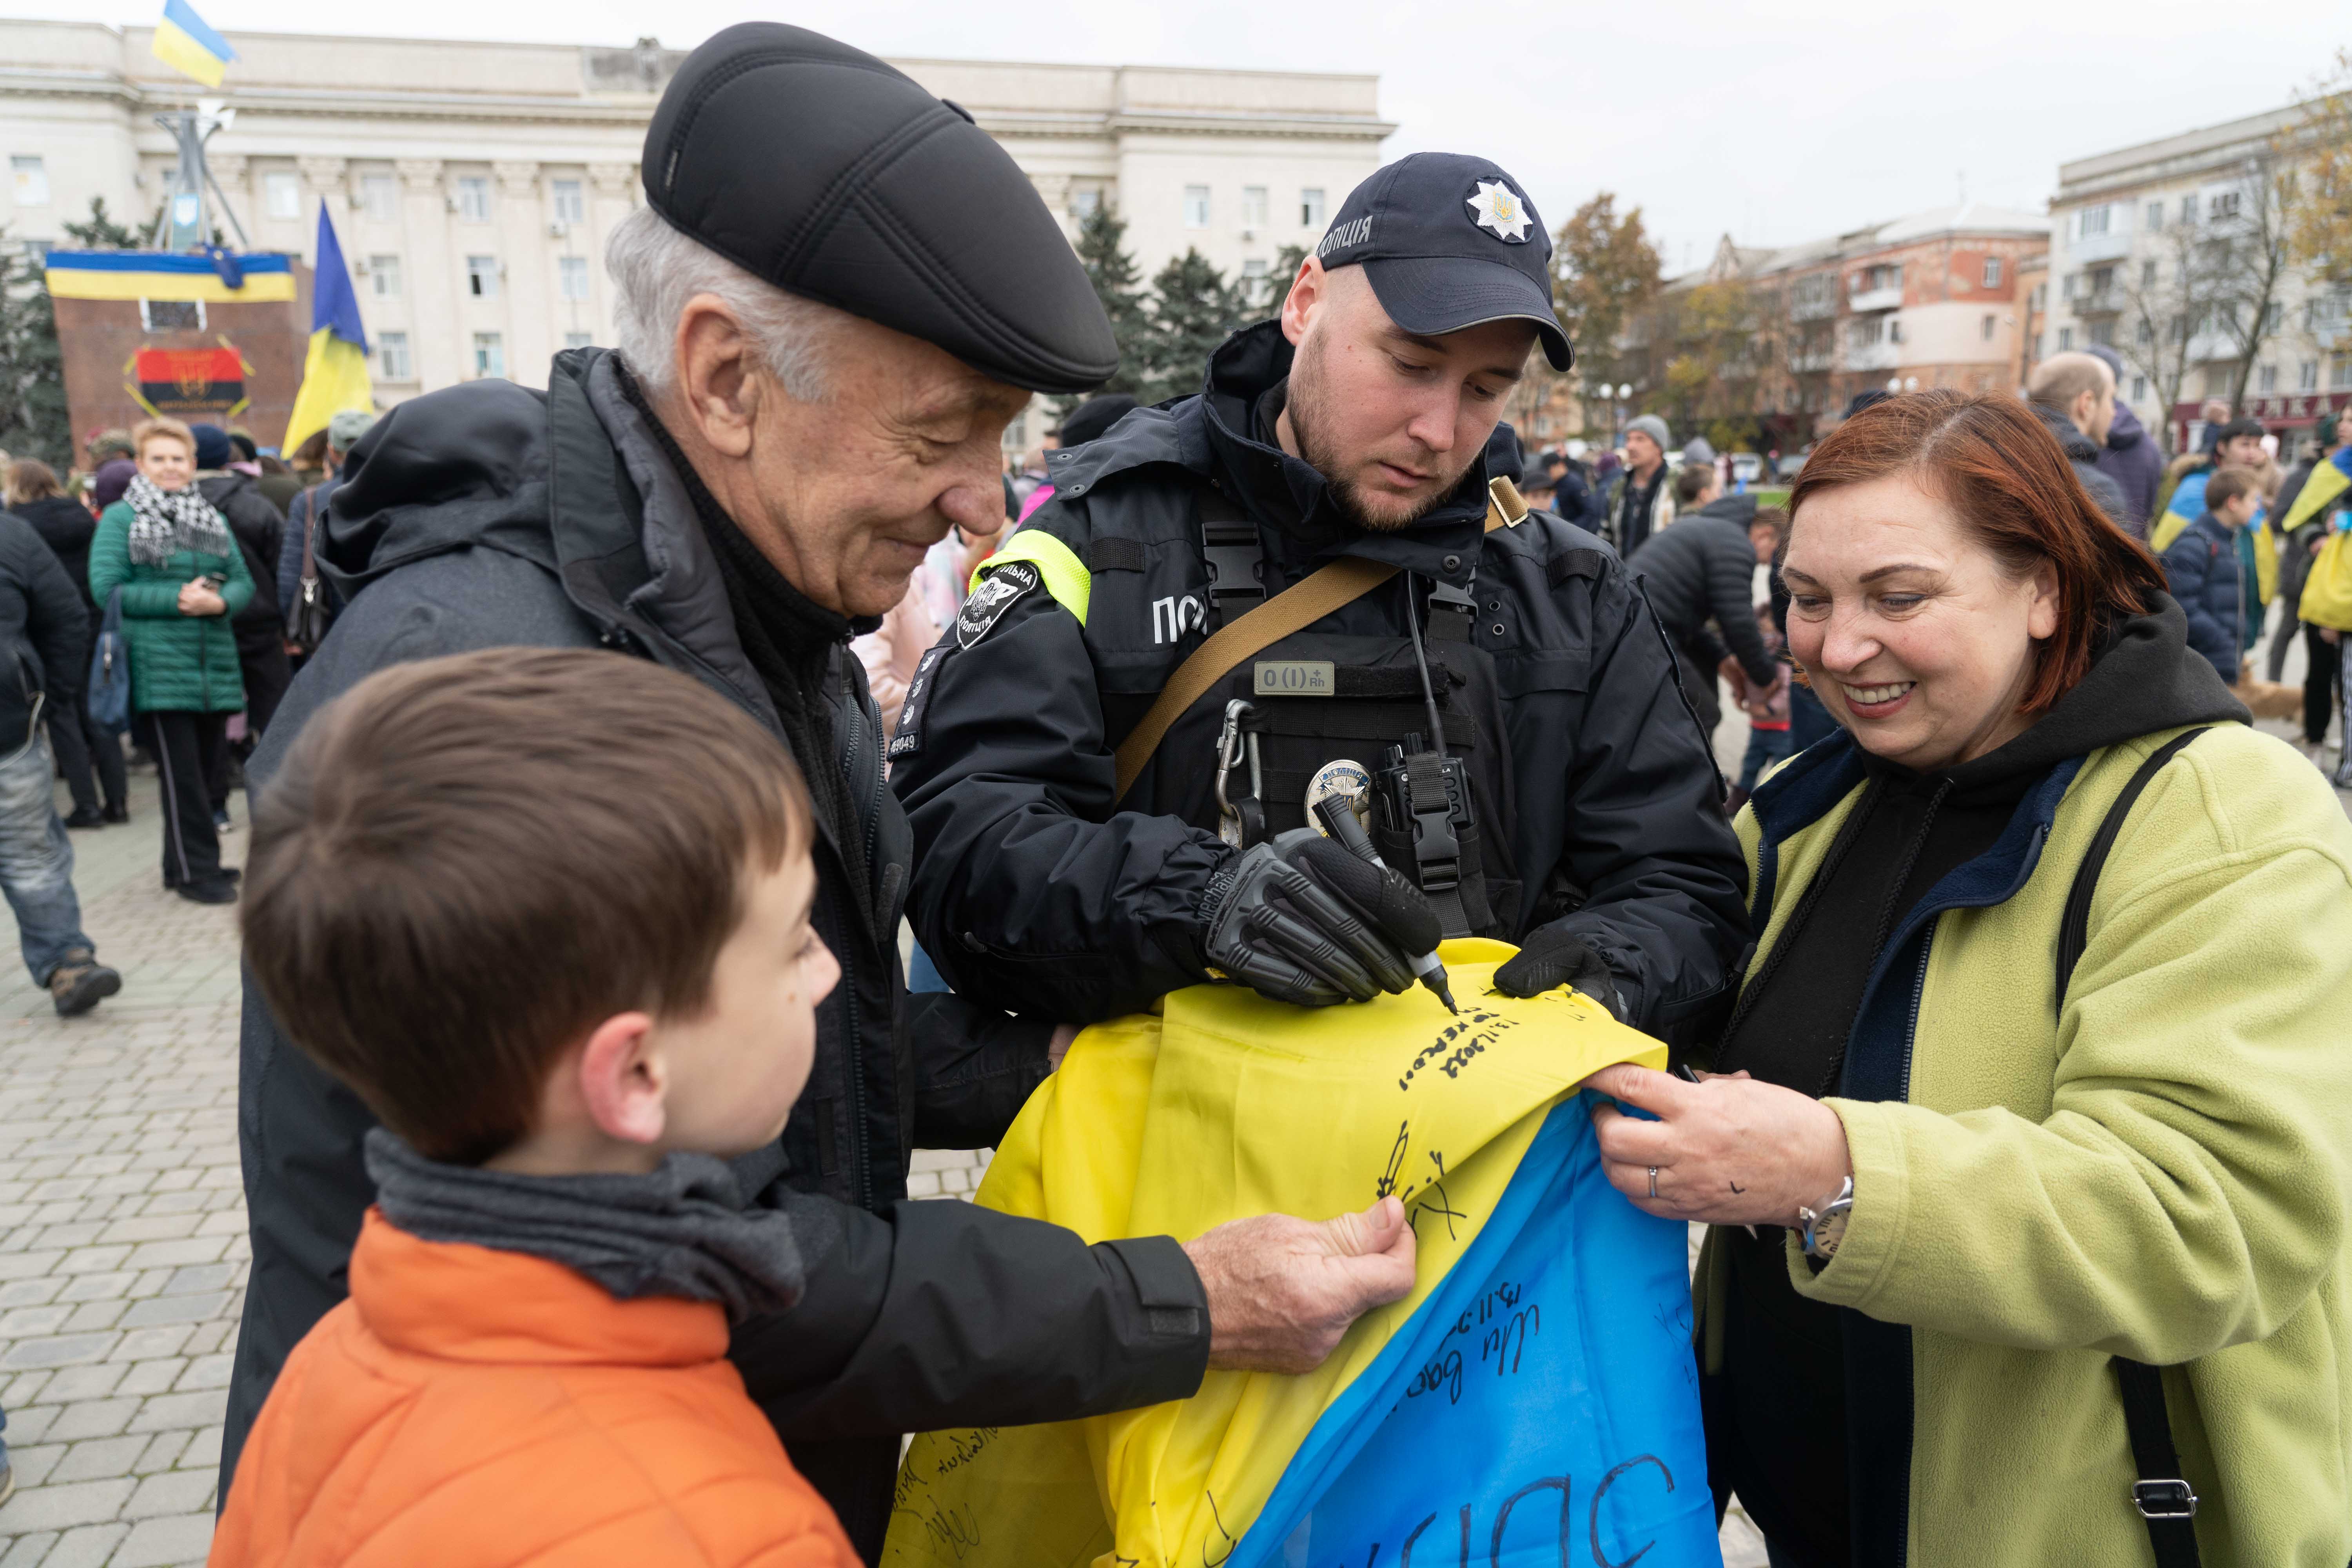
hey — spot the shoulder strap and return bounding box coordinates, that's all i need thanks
[297,483,327,577]
[2055,724,2212,1568]
[1111,479,1524,803]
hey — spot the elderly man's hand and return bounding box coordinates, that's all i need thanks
[1183,1197,1416,1373]
[1584,1063,1851,1229]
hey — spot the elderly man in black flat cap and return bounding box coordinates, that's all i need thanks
[220,23,1416,1552]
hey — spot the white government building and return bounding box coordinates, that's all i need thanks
[0,19,1392,447]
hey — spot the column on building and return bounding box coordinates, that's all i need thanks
[495,160,554,388]
[296,156,348,336]
[584,162,638,352]
[396,159,462,392]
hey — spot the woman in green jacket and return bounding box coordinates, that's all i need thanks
[1584,392,2352,1566]
[89,416,252,904]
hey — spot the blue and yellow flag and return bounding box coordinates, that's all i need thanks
[886,940,1717,1568]
[44,248,293,303]
[282,203,372,455]
[151,0,235,89]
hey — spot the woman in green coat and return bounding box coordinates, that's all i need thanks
[89,417,252,904]
[1583,392,2352,1566]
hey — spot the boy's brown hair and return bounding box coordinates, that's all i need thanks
[2204,466,2260,516]
[242,648,811,1165]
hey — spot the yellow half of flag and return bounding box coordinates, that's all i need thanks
[282,327,372,456]
[151,0,234,88]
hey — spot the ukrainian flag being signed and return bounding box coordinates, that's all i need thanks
[885,939,1719,1568]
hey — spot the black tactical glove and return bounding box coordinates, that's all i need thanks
[1492,926,1625,1018]
[1198,828,1443,1008]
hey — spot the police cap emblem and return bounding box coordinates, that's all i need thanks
[1466,179,1533,243]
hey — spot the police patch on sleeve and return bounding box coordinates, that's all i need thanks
[888,643,949,760]
[956,560,1039,649]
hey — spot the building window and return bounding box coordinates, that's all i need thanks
[1981,313,1996,341]
[2061,272,2076,300]
[2181,196,2196,225]
[550,178,584,227]
[2301,360,2321,391]
[2142,259,2157,286]
[1241,185,1267,230]
[2089,264,2115,296]
[466,254,498,298]
[1300,187,1326,228]
[368,254,400,296]
[10,156,46,207]
[564,330,593,350]
[2080,204,2109,237]
[2132,374,2148,401]
[2137,319,2154,346]
[2262,301,2283,334]
[2090,321,2115,346]
[2058,326,2073,350]
[2168,314,2186,344]
[1982,257,2002,289]
[265,171,300,220]
[2202,363,2237,397]
[1067,186,1101,220]
[2146,201,2163,230]
[361,172,396,222]
[456,176,492,223]
[558,256,590,300]
[2209,190,2240,220]
[2334,353,2352,390]
[1182,185,1209,229]
[2257,362,2278,392]
[472,332,505,378]
[378,331,410,380]
[1888,318,1904,345]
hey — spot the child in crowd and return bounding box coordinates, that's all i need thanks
[2162,466,2261,687]
[1732,600,1793,807]
[212,648,857,1567]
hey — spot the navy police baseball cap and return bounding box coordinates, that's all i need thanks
[1313,152,1572,372]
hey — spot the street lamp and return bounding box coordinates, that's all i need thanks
[1613,383,1632,447]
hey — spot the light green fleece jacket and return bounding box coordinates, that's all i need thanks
[1705,720,2352,1566]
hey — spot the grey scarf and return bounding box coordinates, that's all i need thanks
[122,472,232,567]
[364,1129,805,1323]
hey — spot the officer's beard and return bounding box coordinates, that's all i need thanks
[1286,333,1480,534]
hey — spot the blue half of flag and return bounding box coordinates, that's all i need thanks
[309,201,368,354]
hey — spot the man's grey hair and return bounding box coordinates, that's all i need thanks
[2026,350,2112,411]
[605,204,849,402]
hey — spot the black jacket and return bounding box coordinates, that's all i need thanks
[2030,403,2132,529]
[0,511,90,750]
[1626,494,1777,688]
[2161,512,2243,683]
[15,495,101,618]
[221,349,1209,1501]
[197,472,287,634]
[892,321,1751,1037]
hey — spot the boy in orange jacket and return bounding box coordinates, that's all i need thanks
[213,647,858,1566]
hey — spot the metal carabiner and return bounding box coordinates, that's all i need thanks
[1215,698,1260,846]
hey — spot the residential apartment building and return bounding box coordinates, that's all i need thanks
[1621,203,2048,448]
[2049,100,2345,452]
[0,20,1390,437]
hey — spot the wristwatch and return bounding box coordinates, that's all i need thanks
[1797,1176,1854,1260]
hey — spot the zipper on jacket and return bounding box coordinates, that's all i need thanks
[836,662,874,1211]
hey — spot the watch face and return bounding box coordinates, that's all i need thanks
[1813,1207,1849,1258]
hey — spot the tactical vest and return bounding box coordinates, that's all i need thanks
[996,480,1528,939]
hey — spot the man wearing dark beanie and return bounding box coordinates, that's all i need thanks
[221,23,1415,1554]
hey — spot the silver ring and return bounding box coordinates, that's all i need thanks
[1647,1166,1659,1199]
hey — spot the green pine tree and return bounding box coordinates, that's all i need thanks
[62,195,140,250]
[1072,203,1152,402]
[1141,248,1249,405]
[0,236,71,466]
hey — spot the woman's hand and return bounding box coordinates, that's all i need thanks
[1583,1063,1852,1228]
[178,579,227,617]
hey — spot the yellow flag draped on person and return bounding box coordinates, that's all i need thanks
[884,940,1719,1568]
[282,202,374,456]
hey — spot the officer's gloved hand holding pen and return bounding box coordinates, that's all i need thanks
[1199,828,1442,1007]
[1492,927,1625,1019]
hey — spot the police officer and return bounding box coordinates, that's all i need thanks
[893,153,1751,1037]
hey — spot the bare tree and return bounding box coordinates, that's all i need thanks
[2116,209,2229,456]
[2205,153,2300,408]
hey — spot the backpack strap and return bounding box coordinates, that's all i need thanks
[2055,725,2213,1568]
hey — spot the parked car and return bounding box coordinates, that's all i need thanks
[1730,453,1764,486]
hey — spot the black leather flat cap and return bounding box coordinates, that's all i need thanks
[643,23,1117,394]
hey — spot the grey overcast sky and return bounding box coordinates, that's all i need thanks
[9,0,2325,272]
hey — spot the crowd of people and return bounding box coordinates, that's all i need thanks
[0,21,2347,1568]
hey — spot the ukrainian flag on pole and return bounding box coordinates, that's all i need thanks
[282,203,373,454]
[151,0,235,88]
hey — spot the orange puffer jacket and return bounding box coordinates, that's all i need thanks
[212,1209,858,1567]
